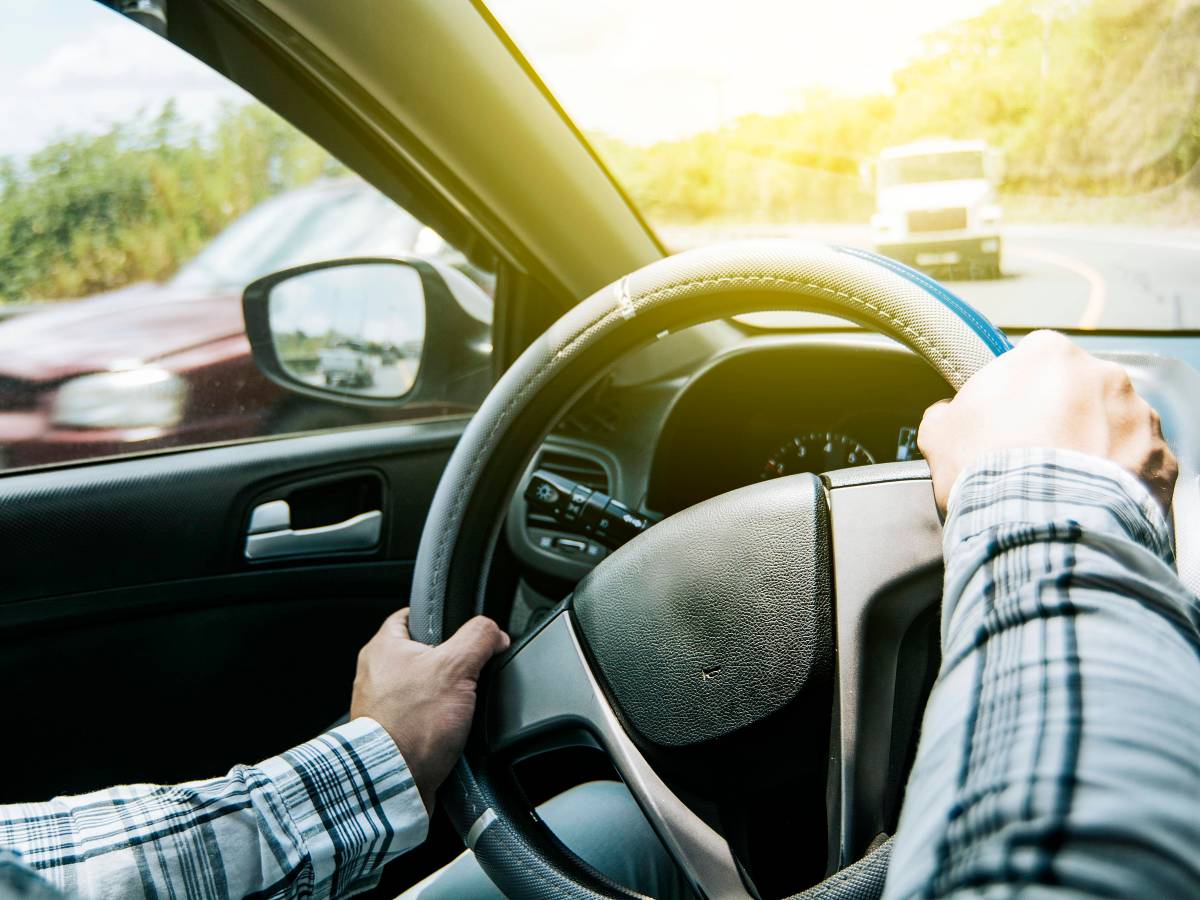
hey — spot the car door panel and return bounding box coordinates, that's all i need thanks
[4,590,398,801]
[0,418,466,802]
[0,419,465,605]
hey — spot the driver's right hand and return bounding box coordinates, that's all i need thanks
[918,329,1177,515]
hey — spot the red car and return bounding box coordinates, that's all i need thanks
[0,179,493,469]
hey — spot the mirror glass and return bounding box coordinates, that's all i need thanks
[268,263,426,399]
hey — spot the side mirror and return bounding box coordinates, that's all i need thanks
[246,255,489,408]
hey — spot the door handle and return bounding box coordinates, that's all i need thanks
[245,499,382,560]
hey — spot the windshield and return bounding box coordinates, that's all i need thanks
[489,0,1200,332]
[880,152,985,187]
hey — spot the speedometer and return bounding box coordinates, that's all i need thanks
[760,432,876,479]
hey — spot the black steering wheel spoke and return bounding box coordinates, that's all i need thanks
[486,609,753,898]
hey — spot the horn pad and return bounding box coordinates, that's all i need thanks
[572,474,833,750]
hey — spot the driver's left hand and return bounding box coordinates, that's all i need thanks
[350,608,510,813]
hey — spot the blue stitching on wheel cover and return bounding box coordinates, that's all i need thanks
[833,245,1012,357]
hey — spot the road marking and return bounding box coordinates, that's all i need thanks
[1007,227,1200,254]
[1008,245,1107,329]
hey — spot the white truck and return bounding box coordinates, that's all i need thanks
[866,139,1005,279]
[317,344,377,389]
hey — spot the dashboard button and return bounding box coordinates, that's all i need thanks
[524,468,660,551]
[896,426,921,461]
[565,486,593,520]
[525,471,575,517]
[601,499,650,543]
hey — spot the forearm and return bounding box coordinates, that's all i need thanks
[885,449,1200,898]
[0,718,427,899]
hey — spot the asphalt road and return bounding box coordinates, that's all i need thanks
[661,224,1200,331]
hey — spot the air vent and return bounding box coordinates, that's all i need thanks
[561,396,622,437]
[526,448,610,531]
[539,449,609,491]
[561,377,622,437]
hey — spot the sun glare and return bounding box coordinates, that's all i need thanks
[490,0,1200,330]
[489,0,998,143]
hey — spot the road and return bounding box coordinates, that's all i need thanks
[294,356,418,397]
[660,224,1200,331]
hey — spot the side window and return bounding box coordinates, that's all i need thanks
[0,1,494,473]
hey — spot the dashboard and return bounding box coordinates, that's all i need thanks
[504,324,1200,594]
[646,343,949,515]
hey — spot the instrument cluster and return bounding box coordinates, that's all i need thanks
[645,344,950,515]
[759,426,924,481]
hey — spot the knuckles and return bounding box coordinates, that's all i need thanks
[1019,329,1074,356]
[465,616,502,639]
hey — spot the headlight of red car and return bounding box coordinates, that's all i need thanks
[52,367,188,430]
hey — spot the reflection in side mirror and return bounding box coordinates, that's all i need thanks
[266,262,426,400]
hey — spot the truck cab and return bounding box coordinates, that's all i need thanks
[868,138,1004,279]
[317,344,378,389]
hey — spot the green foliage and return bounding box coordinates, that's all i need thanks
[595,0,1200,224]
[0,101,342,303]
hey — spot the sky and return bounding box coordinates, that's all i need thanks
[489,0,999,143]
[0,0,998,158]
[272,264,425,344]
[0,0,247,157]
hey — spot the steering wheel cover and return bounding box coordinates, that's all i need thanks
[408,241,1009,897]
[617,242,1010,388]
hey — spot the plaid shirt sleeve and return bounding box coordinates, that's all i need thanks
[0,717,428,899]
[884,448,1200,898]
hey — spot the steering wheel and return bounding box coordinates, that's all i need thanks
[408,241,1011,898]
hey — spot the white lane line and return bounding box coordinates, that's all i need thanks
[1007,245,1107,329]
